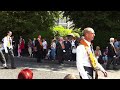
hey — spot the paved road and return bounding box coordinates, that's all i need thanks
[0,56,120,79]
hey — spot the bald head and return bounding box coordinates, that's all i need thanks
[83,27,95,36]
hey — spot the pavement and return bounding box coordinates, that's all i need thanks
[0,56,120,79]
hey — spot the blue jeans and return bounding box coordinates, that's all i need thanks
[50,48,56,60]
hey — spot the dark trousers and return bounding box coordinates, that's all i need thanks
[71,53,76,61]
[79,66,94,79]
[36,50,42,62]
[21,48,25,56]
[57,55,64,64]
[5,48,15,68]
[64,49,71,61]
[0,50,7,65]
[43,49,47,59]
[106,57,117,69]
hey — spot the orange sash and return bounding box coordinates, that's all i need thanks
[38,39,42,46]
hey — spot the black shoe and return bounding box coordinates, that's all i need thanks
[3,66,9,69]
[11,67,16,69]
[113,67,119,70]
[106,67,111,70]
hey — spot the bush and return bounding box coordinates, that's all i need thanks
[52,25,80,37]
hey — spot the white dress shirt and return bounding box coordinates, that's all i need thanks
[76,39,105,79]
[42,41,47,49]
[3,36,13,53]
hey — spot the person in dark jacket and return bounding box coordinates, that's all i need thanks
[63,37,71,61]
[56,37,65,64]
[35,35,43,63]
[106,38,118,70]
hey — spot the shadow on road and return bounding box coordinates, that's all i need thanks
[2,56,77,72]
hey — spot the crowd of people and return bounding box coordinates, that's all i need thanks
[7,34,80,64]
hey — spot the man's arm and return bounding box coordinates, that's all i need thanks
[96,60,107,77]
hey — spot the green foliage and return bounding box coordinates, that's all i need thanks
[53,25,72,37]
[72,32,80,37]
[72,28,82,36]
[52,25,80,38]
[0,11,59,41]
[63,11,120,31]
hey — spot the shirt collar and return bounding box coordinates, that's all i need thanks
[84,39,91,47]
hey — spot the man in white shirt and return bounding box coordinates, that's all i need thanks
[3,31,16,69]
[76,27,107,79]
[42,39,47,59]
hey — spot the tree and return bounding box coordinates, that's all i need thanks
[63,11,120,49]
[0,11,60,41]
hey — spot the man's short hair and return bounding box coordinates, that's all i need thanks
[18,68,33,79]
[8,31,12,34]
[110,37,114,42]
[64,74,77,79]
[83,27,94,35]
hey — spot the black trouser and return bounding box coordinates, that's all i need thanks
[64,49,71,61]
[0,50,7,65]
[43,49,47,59]
[36,50,42,62]
[71,53,76,61]
[5,48,15,68]
[79,66,94,79]
[106,57,117,69]
[57,53,64,64]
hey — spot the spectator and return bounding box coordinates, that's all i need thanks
[35,35,43,63]
[17,43,21,57]
[64,74,77,79]
[28,38,33,57]
[19,36,25,56]
[56,37,65,64]
[95,46,102,60]
[106,37,118,70]
[42,38,47,59]
[63,37,71,61]
[102,47,108,64]
[50,39,56,60]
[18,68,33,79]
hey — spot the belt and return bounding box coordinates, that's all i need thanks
[84,66,94,79]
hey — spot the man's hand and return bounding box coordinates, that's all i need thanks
[102,71,107,77]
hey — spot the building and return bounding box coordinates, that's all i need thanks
[55,12,74,29]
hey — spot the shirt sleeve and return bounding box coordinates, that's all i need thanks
[96,59,105,72]
[3,37,8,53]
[76,45,89,79]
